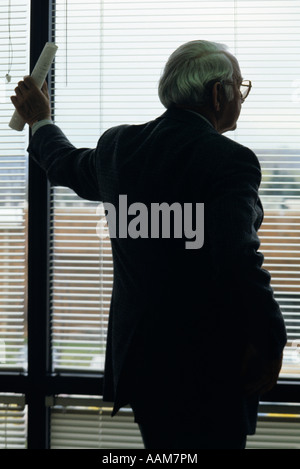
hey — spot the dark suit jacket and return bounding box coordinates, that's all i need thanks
[28,107,287,436]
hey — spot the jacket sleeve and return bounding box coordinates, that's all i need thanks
[27,124,102,201]
[205,144,287,359]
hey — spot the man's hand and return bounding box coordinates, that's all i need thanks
[241,344,283,396]
[10,76,51,127]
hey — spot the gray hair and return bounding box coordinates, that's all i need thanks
[158,40,241,109]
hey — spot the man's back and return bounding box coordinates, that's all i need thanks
[98,108,222,411]
[87,107,285,434]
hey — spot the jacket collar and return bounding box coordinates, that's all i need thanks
[158,106,217,132]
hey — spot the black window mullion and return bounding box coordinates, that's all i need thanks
[27,0,52,450]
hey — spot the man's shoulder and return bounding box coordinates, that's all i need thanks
[97,123,136,148]
[208,132,260,169]
[209,130,252,153]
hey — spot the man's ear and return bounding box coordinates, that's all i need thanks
[212,82,222,112]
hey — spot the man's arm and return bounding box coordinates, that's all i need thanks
[28,125,101,201]
[11,77,101,201]
[204,145,287,394]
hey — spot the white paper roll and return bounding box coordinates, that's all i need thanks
[9,42,58,131]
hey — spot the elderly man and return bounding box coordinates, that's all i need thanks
[11,40,286,450]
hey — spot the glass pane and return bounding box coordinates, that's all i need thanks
[0,0,30,370]
[50,0,234,371]
[50,395,143,449]
[51,0,300,376]
[246,403,300,449]
[51,1,109,370]
[0,394,27,449]
[234,1,300,376]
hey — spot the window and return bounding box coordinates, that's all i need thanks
[1,0,300,449]
[50,400,300,450]
[247,403,300,449]
[52,0,300,377]
[0,394,27,449]
[50,396,143,449]
[51,1,108,371]
[0,0,29,371]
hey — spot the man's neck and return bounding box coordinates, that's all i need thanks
[175,104,218,131]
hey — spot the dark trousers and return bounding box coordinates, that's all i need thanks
[137,420,247,450]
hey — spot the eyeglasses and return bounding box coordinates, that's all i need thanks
[239,80,252,102]
[222,79,252,103]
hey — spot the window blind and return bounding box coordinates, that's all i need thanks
[49,396,143,449]
[246,403,300,449]
[51,0,300,376]
[0,0,29,370]
[0,394,27,449]
[50,397,300,450]
[51,0,114,371]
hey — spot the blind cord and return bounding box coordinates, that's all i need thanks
[65,0,68,86]
[6,0,13,83]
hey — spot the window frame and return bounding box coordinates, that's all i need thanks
[0,0,299,449]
